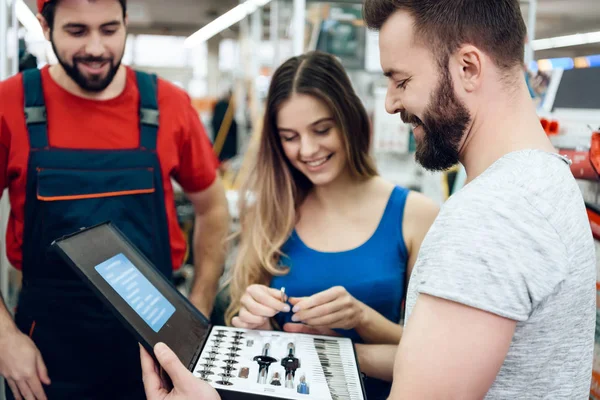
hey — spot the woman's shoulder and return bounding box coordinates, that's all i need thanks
[369,177,409,204]
[404,190,440,217]
[372,177,437,211]
[371,178,439,238]
[401,189,440,245]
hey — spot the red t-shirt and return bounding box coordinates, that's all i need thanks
[0,66,218,271]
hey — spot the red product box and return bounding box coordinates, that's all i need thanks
[559,149,598,180]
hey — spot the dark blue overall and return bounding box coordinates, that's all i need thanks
[6,69,173,399]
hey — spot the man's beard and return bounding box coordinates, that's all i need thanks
[402,68,471,171]
[51,38,122,93]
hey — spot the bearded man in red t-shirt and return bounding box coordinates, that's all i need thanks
[0,1,230,399]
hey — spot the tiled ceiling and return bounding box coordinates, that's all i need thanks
[524,0,600,59]
[23,0,240,36]
[22,0,600,59]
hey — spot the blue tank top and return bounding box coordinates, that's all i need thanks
[270,186,410,400]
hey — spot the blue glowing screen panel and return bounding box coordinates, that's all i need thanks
[95,253,175,333]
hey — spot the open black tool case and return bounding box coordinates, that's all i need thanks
[51,222,367,400]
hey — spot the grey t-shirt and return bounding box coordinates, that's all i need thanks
[405,150,596,399]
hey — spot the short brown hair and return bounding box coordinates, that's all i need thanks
[363,0,527,71]
[41,0,127,30]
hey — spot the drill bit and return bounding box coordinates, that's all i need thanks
[281,342,300,388]
[253,343,277,384]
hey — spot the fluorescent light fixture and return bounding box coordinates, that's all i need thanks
[13,0,45,39]
[10,0,57,65]
[532,31,600,51]
[184,0,271,48]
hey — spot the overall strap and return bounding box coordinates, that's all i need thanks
[136,71,159,151]
[22,69,49,149]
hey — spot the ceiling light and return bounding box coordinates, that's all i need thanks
[532,31,600,51]
[10,0,44,39]
[184,0,271,48]
[8,0,44,38]
[9,0,57,65]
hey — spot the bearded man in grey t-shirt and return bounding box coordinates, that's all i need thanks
[134,1,595,399]
[360,0,596,399]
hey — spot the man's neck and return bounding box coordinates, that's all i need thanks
[48,64,128,101]
[460,82,555,182]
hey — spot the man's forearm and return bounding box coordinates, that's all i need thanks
[189,205,230,316]
[0,292,16,335]
[355,344,397,382]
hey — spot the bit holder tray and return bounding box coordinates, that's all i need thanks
[195,326,365,400]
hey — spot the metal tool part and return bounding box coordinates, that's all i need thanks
[253,343,277,384]
[297,374,309,394]
[270,372,282,386]
[238,367,250,379]
[197,370,213,382]
[215,368,235,387]
[258,366,268,384]
[313,337,362,399]
[281,342,300,385]
[285,371,294,389]
[281,287,288,303]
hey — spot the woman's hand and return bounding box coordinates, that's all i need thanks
[282,323,341,337]
[289,286,366,330]
[231,284,290,330]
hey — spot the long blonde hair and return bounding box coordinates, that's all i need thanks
[225,51,377,325]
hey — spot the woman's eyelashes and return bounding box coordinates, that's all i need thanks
[314,126,331,135]
[279,127,330,142]
[281,134,297,142]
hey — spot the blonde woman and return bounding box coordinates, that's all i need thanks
[226,51,438,399]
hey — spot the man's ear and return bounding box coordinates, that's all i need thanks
[452,45,483,93]
[37,14,51,41]
[124,12,129,28]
